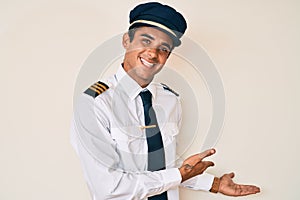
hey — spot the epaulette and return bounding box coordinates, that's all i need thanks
[161,83,179,97]
[84,81,109,98]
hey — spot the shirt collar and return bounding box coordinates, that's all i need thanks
[115,64,157,100]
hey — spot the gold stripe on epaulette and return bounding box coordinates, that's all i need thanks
[89,86,100,94]
[84,81,109,98]
[95,82,108,90]
[91,84,105,93]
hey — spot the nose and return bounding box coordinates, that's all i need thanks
[146,47,158,59]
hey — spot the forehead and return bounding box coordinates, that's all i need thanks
[135,26,173,46]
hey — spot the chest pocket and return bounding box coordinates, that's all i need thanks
[110,126,148,171]
[110,126,146,153]
[160,122,179,144]
[160,122,179,168]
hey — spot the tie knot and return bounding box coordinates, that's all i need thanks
[139,90,152,106]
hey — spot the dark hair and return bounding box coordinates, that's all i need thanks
[128,28,137,42]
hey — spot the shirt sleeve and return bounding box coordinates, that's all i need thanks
[180,173,214,191]
[70,94,182,200]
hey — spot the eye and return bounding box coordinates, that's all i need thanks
[159,46,170,54]
[142,39,151,45]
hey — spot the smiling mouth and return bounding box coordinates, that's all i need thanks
[140,57,156,68]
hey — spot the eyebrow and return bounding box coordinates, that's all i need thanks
[140,33,172,50]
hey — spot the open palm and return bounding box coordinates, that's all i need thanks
[219,172,260,196]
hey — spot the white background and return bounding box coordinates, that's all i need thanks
[1,0,299,199]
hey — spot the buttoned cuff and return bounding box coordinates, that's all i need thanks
[194,173,215,191]
[181,173,215,191]
[161,168,182,190]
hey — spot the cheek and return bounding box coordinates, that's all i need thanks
[158,55,169,64]
[125,50,138,62]
[155,63,165,72]
[128,41,146,52]
[127,47,146,59]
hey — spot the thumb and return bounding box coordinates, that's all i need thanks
[228,172,235,179]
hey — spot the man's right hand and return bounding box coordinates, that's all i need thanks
[179,149,216,182]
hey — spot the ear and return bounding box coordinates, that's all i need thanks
[122,33,130,49]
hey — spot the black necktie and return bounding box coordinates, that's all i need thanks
[139,90,168,200]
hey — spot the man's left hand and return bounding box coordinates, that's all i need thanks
[219,172,260,196]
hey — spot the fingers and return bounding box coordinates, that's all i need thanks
[235,184,261,196]
[198,161,215,170]
[184,149,216,167]
[179,150,216,182]
[205,161,215,168]
[198,148,216,160]
[241,185,260,196]
[182,160,214,170]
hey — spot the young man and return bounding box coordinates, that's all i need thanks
[71,2,260,199]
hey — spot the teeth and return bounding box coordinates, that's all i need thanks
[141,58,155,67]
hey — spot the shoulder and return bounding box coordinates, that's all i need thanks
[160,83,179,97]
[83,81,110,98]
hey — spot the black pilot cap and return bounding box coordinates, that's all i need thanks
[129,2,187,47]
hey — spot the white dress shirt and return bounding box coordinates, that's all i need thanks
[70,65,214,200]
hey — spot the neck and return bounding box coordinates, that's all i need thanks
[122,63,153,88]
[127,72,152,88]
